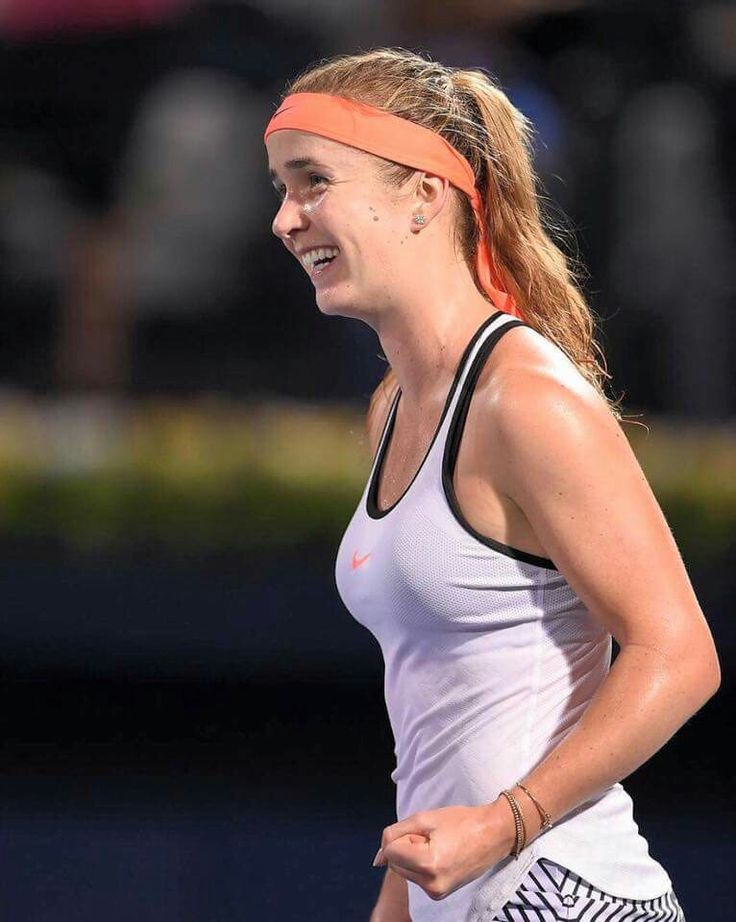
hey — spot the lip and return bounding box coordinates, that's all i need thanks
[294,245,341,279]
[309,252,340,282]
[294,244,339,257]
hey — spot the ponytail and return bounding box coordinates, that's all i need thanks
[284,49,621,447]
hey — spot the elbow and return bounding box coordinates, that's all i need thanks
[705,647,722,701]
[701,625,722,700]
[687,640,721,712]
[657,627,722,717]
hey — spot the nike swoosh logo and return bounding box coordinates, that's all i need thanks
[351,551,371,570]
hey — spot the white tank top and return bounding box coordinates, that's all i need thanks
[335,311,672,921]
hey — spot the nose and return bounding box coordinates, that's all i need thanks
[272,195,309,242]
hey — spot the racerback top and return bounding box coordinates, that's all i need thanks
[334,311,672,921]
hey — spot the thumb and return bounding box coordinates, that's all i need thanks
[375,813,433,868]
[383,833,431,874]
[381,813,434,850]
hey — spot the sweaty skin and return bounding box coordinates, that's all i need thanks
[271,163,331,214]
[302,187,328,214]
[266,128,721,910]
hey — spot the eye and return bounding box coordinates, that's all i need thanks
[272,174,328,203]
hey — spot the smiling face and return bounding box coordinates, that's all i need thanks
[266,129,416,320]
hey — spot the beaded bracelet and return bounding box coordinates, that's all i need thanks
[515,782,553,832]
[499,788,527,858]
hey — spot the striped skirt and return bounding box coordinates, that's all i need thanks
[492,857,686,921]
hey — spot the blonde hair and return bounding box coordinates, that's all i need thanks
[285,48,623,436]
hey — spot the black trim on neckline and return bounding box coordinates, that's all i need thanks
[441,320,558,571]
[366,310,504,520]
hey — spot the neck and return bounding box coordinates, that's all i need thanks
[371,261,497,412]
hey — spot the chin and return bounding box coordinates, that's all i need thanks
[314,288,364,321]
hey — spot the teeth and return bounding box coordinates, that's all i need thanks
[300,246,339,270]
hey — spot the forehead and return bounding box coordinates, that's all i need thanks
[266,129,378,177]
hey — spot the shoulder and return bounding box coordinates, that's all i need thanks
[483,321,598,397]
[481,322,616,429]
[477,324,630,495]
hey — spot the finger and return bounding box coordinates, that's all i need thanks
[386,861,431,890]
[381,814,433,849]
[386,847,444,900]
[384,833,432,874]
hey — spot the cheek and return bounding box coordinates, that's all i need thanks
[314,195,406,266]
[367,204,382,225]
[360,197,406,240]
[302,187,328,215]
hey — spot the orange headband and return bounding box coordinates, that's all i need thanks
[264,92,520,318]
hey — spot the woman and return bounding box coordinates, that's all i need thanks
[264,49,720,922]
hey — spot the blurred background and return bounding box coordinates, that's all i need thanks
[0,1,733,919]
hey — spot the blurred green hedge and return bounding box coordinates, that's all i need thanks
[0,393,733,564]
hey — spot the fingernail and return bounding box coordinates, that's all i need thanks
[372,847,384,867]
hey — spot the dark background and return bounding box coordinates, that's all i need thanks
[0,2,733,919]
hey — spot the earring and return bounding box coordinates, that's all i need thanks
[412,213,426,226]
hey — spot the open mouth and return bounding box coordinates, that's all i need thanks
[300,246,340,277]
[312,254,337,275]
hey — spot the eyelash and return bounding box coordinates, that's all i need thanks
[274,174,329,201]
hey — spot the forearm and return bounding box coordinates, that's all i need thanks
[370,867,410,922]
[503,639,719,838]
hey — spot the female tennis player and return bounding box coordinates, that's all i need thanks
[264,49,720,922]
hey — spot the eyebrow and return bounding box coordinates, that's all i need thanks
[268,157,324,183]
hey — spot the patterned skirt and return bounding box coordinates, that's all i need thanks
[492,857,686,921]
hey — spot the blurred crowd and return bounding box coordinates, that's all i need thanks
[0,0,733,416]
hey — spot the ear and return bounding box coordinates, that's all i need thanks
[412,173,451,228]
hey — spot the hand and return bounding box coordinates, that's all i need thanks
[372,803,514,902]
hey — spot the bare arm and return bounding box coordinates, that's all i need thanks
[370,867,410,922]
[478,342,720,840]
